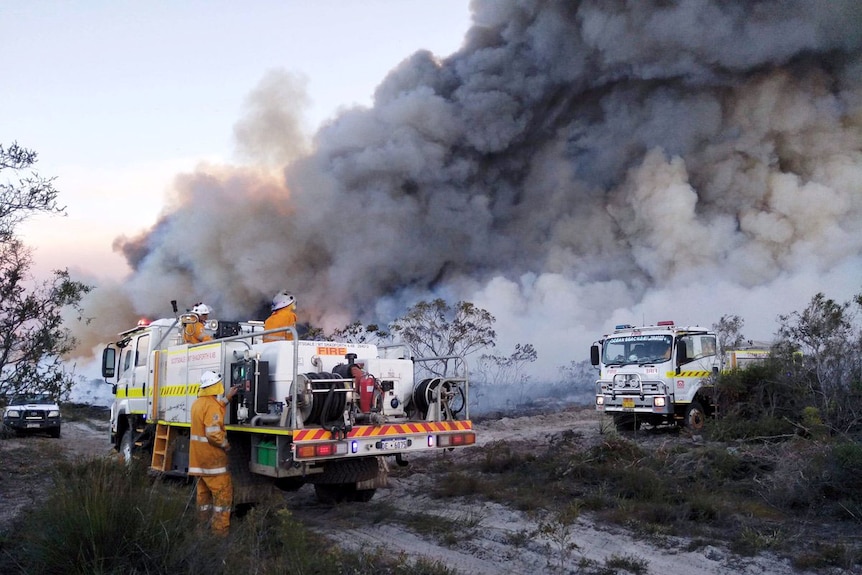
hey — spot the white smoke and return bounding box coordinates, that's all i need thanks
[74,0,862,381]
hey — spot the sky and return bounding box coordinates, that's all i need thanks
[3,0,861,386]
[3,0,472,278]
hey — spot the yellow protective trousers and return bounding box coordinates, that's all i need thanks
[196,474,233,535]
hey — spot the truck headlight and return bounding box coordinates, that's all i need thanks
[613,374,640,388]
[48,410,61,418]
[595,396,605,406]
[653,397,666,408]
[6,409,20,418]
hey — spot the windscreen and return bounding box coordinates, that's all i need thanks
[602,334,673,365]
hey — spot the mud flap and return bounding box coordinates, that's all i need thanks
[356,456,389,491]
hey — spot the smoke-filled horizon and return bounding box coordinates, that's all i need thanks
[72,0,862,379]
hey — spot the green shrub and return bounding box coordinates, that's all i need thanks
[6,457,195,574]
[0,457,455,575]
[707,414,794,442]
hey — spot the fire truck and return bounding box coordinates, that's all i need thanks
[101,309,475,504]
[591,321,721,431]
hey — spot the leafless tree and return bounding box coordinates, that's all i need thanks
[389,298,496,377]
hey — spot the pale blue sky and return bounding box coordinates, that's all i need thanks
[2,1,472,277]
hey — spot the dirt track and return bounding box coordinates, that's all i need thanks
[0,407,832,574]
[285,407,815,575]
[0,417,112,531]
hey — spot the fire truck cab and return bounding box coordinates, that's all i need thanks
[592,321,719,431]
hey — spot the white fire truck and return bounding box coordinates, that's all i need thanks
[592,321,721,431]
[101,309,475,503]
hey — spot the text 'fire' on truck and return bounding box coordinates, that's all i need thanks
[591,321,769,432]
[101,309,476,504]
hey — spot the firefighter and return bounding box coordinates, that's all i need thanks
[189,370,238,535]
[263,291,297,342]
[184,303,213,344]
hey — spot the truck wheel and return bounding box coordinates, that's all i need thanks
[310,458,380,484]
[313,484,377,504]
[351,488,376,502]
[50,426,61,439]
[274,477,305,492]
[314,484,348,504]
[684,401,706,431]
[120,429,134,465]
[613,414,641,432]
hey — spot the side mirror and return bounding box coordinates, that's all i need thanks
[590,345,600,366]
[101,348,116,379]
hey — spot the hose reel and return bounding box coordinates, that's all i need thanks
[412,377,465,419]
[295,372,352,426]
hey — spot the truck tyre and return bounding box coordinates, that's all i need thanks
[314,484,347,504]
[50,426,61,439]
[351,488,376,502]
[309,457,380,485]
[613,413,641,432]
[313,484,377,504]
[120,428,134,465]
[684,401,706,431]
[274,477,305,492]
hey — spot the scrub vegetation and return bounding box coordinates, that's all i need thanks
[422,429,862,571]
[0,456,456,575]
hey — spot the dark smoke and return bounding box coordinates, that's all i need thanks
[73,0,862,379]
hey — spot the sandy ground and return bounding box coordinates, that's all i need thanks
[0,418,112,531]
[285,407,825,575]
[0,407,846,574]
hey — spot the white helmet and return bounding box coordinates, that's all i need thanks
[200,370,222,388]
[192,303,211,315]
[271,291,296,311]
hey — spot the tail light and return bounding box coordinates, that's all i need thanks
[437,432,476,447]
[295,442,348,458]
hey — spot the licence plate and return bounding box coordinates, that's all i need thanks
[26,423,41,428]
[380,438,408,450]
[622,398,635,409]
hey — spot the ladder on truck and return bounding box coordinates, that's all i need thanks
[151,423,176,472]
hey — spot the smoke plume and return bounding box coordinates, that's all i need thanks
[74,0,862,379]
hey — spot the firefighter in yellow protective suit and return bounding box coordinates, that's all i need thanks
[189,370,238,535]
[263,291,297,342]
[184,303,213,344]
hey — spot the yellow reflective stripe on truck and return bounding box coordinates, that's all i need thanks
[116,387,145,398]
[673,370,712,378]
[158,384,202,397]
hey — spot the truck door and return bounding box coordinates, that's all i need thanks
[117,333,150,413]
[675,334,719,401]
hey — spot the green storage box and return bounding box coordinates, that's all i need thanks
[257,440,276,466]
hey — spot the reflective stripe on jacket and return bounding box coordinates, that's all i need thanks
[184,321,212,344]
[189,395,229,475]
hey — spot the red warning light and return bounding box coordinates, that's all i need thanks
[136,318,151,327]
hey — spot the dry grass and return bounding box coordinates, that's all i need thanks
[400,421,862,571]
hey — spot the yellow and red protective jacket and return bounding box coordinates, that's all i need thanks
[263,306,296,342]
[189,389,230,476]
[184,321,212,344]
